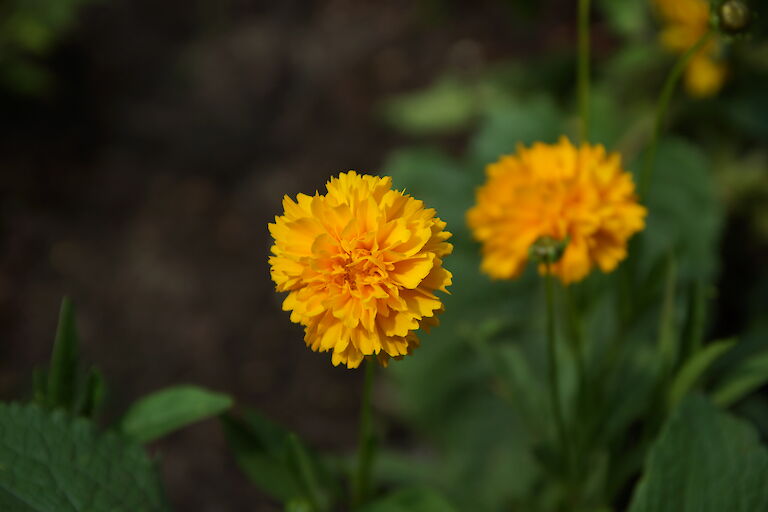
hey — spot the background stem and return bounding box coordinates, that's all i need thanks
[639,31,712,198]
[578,0,591,143]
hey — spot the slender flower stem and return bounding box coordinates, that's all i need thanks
[578,0,591,143]
[639,31,713,198]
[563,285,586,393]
[351,358,375,509]
[544,265,568,462]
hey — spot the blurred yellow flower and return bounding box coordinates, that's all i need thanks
[269,171,452,369]
[467,138,647,284]
[654,0,726,97]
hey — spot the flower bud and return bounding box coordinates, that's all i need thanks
[529,236,569,265]
[719,0,751,34]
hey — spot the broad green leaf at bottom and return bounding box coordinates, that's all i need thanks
[0,403,168,512]
[627,395,768,512]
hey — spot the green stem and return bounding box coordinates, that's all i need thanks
[639,31,713,198]
[563,285,586,389]
[351,358,375,509]
[544,266,568,463]
[578,0,591,143]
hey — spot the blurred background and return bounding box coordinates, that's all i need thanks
[1,0,768,511]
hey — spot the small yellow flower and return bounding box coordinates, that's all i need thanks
[269,171,452,369]
[654,0,726,98]
[467,137,647,284]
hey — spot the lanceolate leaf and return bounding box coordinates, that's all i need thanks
[46,297,80,409]
[221,410,333,509]
[0,403,168,512]
[680,281,708,358]
[656,255,679,376]
[667,339,736,409]
[627,395,768,512]
[120,385,233,443]
[359,488,459,512]
[712,349,768,407]
[222,412,303,503]
[75,367,107,418]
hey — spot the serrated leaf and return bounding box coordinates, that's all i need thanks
[359,487,459,512]
[627,395,768,512]
[120,385,232,443]
[0,402,168,512]
[667,339,736,409]
[46,297,79,410]
[712,349,768,407]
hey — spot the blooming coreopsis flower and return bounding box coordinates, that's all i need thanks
[269,171,452,369]
[466,137,647,284]
[654,0,726,98]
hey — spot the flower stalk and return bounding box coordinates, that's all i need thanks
[544,264,568,463]
[639,31,713,198]
[578,0,591,143]
[351,358,375,508]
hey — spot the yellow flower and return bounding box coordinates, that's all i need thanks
[467,137,647,284]
[269,171,453,369]
[686,53,727,98]
[654,0,726,98]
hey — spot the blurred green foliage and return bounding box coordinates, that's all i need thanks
[370,1,768,510]
[0,0,94,95]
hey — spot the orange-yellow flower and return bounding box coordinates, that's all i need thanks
[269,171,452,369]
[467,137,647,284]
[654,0,726,97]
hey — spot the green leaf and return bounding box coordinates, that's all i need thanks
[638,139,722,282]
[286,433,329,512]
[627,395,768,512]
[468,95,563,168]
[46,297,80,409]
[75,367,107,418]
[380,77,478,136]
[680,281,708,358]
[32,368,47,404]
[656,255,679,374]
[712,349,768,407]
[596,0,650,38]
[120,385,232,443]
[222,412,303,503]
[383,146,472,237]
[360,488,459,512]
[667,339,736,409]
[221,410,333,509]
[0,402,168,512]
[285,499,314,512]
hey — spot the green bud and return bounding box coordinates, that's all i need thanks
[529,236,569,265]
[719,0,751,34]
